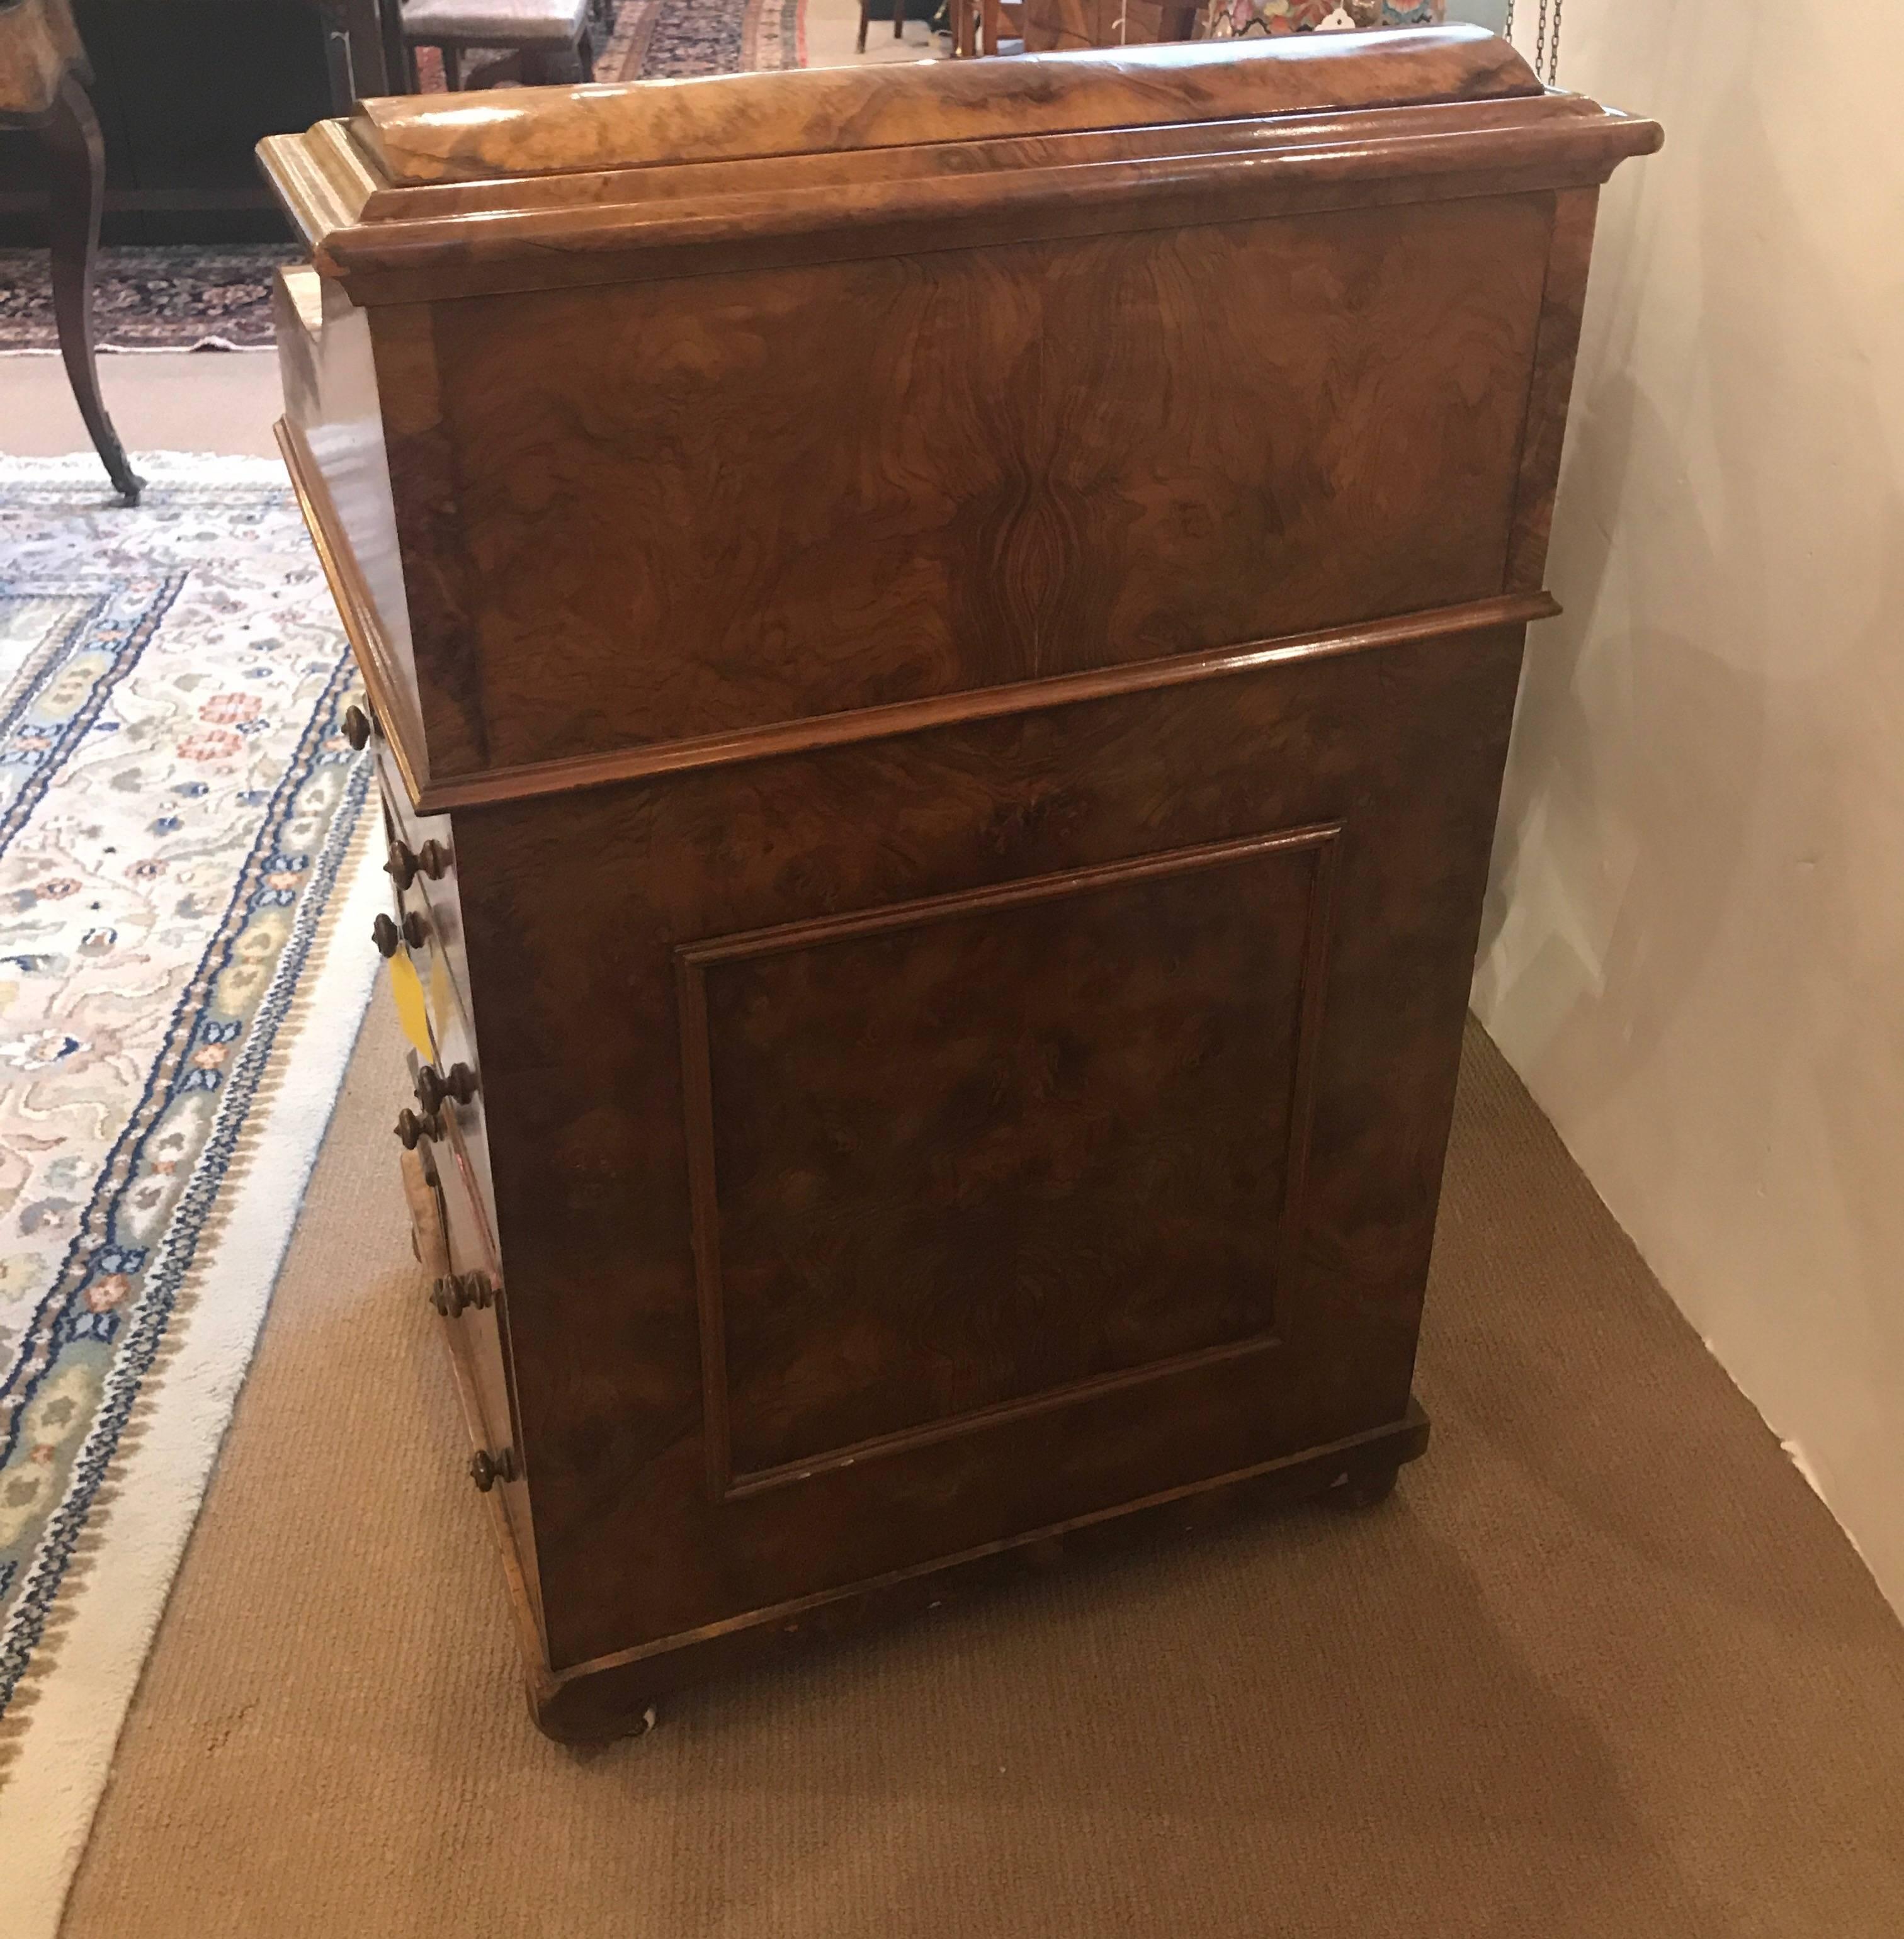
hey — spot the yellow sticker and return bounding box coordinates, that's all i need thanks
[387,953,434,1062]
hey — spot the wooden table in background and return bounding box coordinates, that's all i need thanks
[0,0,140,500]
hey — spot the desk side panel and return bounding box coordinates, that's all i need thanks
[274,268,422,730]
[384,191,1551,779]
[456,619,1526,1671]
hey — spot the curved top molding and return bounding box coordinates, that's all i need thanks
[349,28,1538,188]
[256,33,1660,305]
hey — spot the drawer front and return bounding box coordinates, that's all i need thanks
[407,1127,540,1619]
[376,734,472,1010]
[397,871,500,1240]
[371,736,500,1234]
[434,1131,514,1449]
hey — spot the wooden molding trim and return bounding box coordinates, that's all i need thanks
[270,99,1660,308]
[440,1309,555,1686]
[282,412,1557,818]
[533,1399,1429,1702]
[675,824,1342,1503]
[417,593,1556,813]
[257,123,379,266]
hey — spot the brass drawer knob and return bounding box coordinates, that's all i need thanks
[342,704,373,751]
[416,1061,479,1114]
[469,1447,516,1492]
[394,1106,440,1150]
[372,913,402,958]
[429,1270,496,1318]
[386,839,453,891]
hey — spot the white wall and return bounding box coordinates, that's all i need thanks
[1476,1,1904,1611]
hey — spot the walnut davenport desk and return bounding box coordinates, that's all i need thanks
[259,35,1658,1741]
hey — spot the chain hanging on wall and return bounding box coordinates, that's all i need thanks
[1500,0,1563,88]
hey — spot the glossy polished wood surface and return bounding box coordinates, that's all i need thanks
[460,619,1526,1670]
[688,825,1332,1490]
[256,33,1657,312]
[348,29,1537,184]
[264,34,1660,1737]
[392,195,1546,779]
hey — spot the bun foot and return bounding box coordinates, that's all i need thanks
[1337,1462,1399,1509]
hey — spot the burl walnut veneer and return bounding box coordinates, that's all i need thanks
[259,33,1658,1741]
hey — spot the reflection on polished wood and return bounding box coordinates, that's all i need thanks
[261,32,1660,1739]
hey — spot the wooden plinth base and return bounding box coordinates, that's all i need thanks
[519,1401,1431,1744]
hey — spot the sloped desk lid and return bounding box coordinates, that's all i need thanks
[352,29,1535,184]
[258,30,1660,303]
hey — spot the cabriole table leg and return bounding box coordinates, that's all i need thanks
[41,70,143,507]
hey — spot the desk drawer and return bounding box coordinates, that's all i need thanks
[374,735,475,1023]
[368,735,500,1234]
[402,1129,540,1623]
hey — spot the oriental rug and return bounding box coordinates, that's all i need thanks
[0,454,384,1939]
[0,246,293,353]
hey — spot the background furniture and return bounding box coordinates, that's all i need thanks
[0,0,140,497]
[1201,0,1442,37]
[976,0,1021,53]
[856,0,904,55]
[1012,0,1196,51]
[402,0,595,89]
[0,0,344,243]
[966,0,1442,57]
[261,34,1659,1741]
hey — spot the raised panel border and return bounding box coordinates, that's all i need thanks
[674,822,1343,1504]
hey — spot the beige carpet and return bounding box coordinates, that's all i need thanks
[57,1002,1904,1937]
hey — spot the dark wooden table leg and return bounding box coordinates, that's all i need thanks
[40,70,142,506]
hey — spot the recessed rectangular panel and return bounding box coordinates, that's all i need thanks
[677,828,1339,1496]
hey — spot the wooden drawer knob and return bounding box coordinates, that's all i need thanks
[416,1061,479,1114]
[430,1270,496,1318]
[343,704,373,751]
[385,840,451,892]
[372,913,402,958]
[469,1447,516,1492]
[394,1106,440,1150]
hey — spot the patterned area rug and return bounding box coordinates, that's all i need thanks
[0,246,296,354]
[0,0,803,354]
[0,455,383,1938]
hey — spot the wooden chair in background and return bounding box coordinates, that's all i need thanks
[856,0,906,54]
[978,0,1022,51]
[402,0,597,88]
[0,0,141,502]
